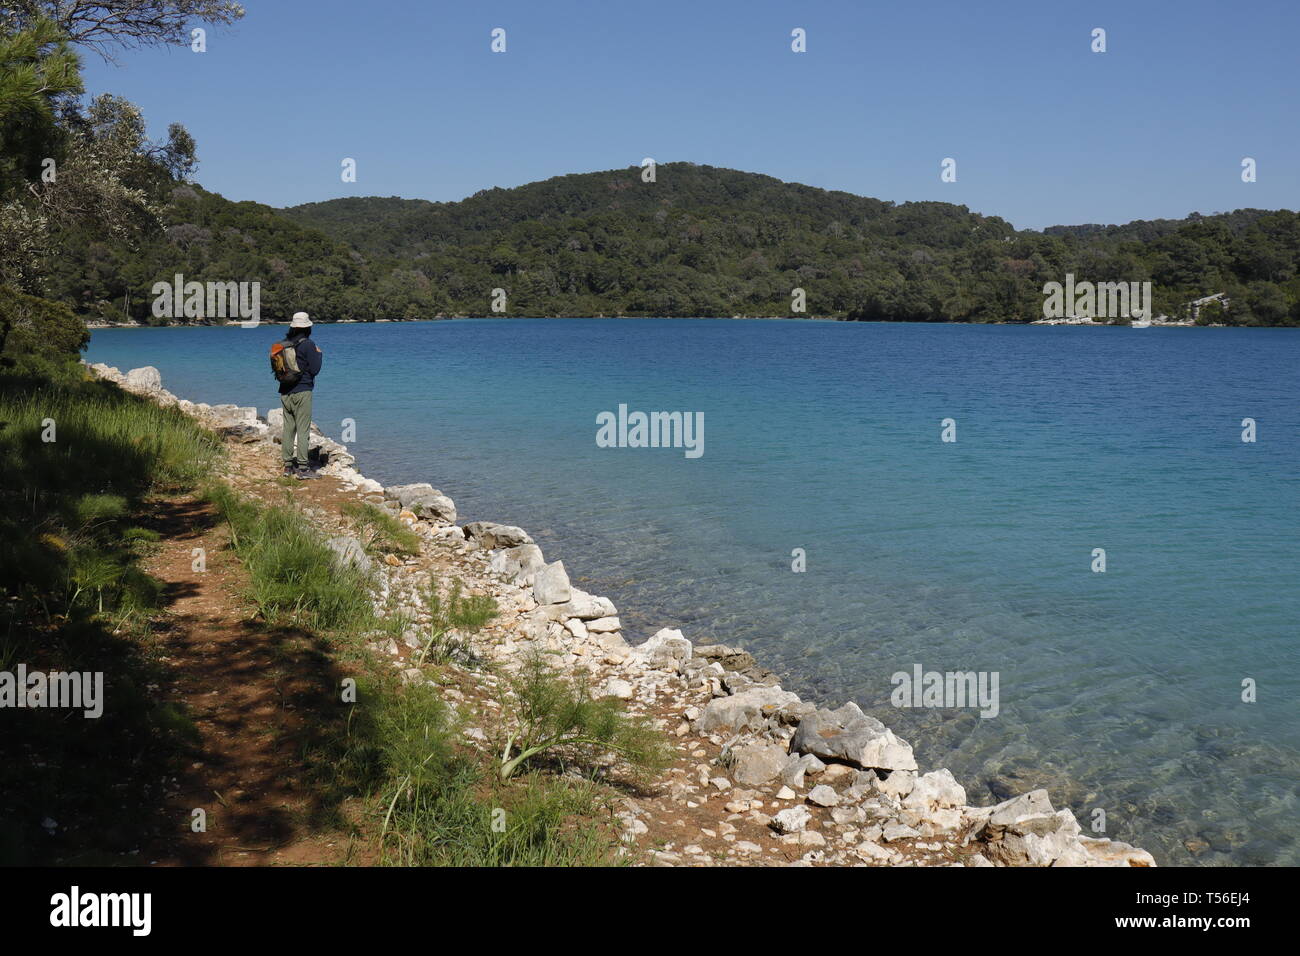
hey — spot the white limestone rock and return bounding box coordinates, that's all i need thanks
[1078,837,1157,868]
[489,543,546,584]
[807,785,840,808]
[698,685,802,734]
[532,560,572,605]
[882,822,921,842]
[986,789,1055,828]
[324,535,373,576]
[124,366,162,391]
[386,483,457,524]
[528,588,617,622]
[771,806,812,834]
[978,792,1093,867]
[463,521,533,549]
[641,627,693,666]
[901,769,966,812]
[790,702,918,773]
[601,679,635,700]
[781,753,826,788]
[729,742,789,786]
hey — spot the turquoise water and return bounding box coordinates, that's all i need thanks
[87,319,1300,865]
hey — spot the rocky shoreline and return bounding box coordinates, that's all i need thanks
[85,360,1155,867]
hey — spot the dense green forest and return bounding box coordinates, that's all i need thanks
[281,169,1300,324]
[3,9,1299,328]
[36,162,1300,327]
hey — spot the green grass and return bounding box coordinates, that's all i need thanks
[339,678,620,866]
[209,485,630,866]
[413,578,498,666]
[206,483,377,633]
[0,368,219,622]
[340,500,422,557]
[498,652,673,783]
[0,363,222,863]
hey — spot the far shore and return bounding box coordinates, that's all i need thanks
[83,315,1248,330]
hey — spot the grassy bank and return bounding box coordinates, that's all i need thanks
[206,481,642,865]
[0,364,221,863]
[0,367,220,620]
[0,339,669,865]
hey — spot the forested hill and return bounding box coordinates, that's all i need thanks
[50,184,378,325]
[283,164,1009,256]
[45,162,1300,326]
[279,163,1300,325]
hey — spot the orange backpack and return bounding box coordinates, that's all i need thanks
[270,338,302,384]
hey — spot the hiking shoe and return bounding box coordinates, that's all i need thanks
[295,466,321,480]
[282,463,298,477]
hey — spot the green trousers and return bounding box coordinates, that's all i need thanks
[280,390,314,467]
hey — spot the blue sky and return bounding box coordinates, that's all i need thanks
[82,0,1299,230]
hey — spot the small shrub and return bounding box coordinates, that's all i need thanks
[341,500,421,557]
[414,579,497,666]
[359,680,618,866]
[498,653,671,782]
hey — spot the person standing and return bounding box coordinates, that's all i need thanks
[277,311,323,479]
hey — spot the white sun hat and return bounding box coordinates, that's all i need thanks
[289,311,312,328]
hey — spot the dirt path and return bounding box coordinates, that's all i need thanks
[137,493,366,866]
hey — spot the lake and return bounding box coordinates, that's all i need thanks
[86,318,1300,866]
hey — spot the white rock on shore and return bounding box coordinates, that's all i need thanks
[385,483,457,524]
[488,543,546,584]
[124,366,162,391]
[464,521,533,549]
[532,560,571,605]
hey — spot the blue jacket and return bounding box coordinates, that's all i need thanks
[279,335,322,395]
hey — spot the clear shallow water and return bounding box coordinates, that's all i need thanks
[88,319,1300,865]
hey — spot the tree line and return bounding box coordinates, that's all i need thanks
[282,167,1300,325]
